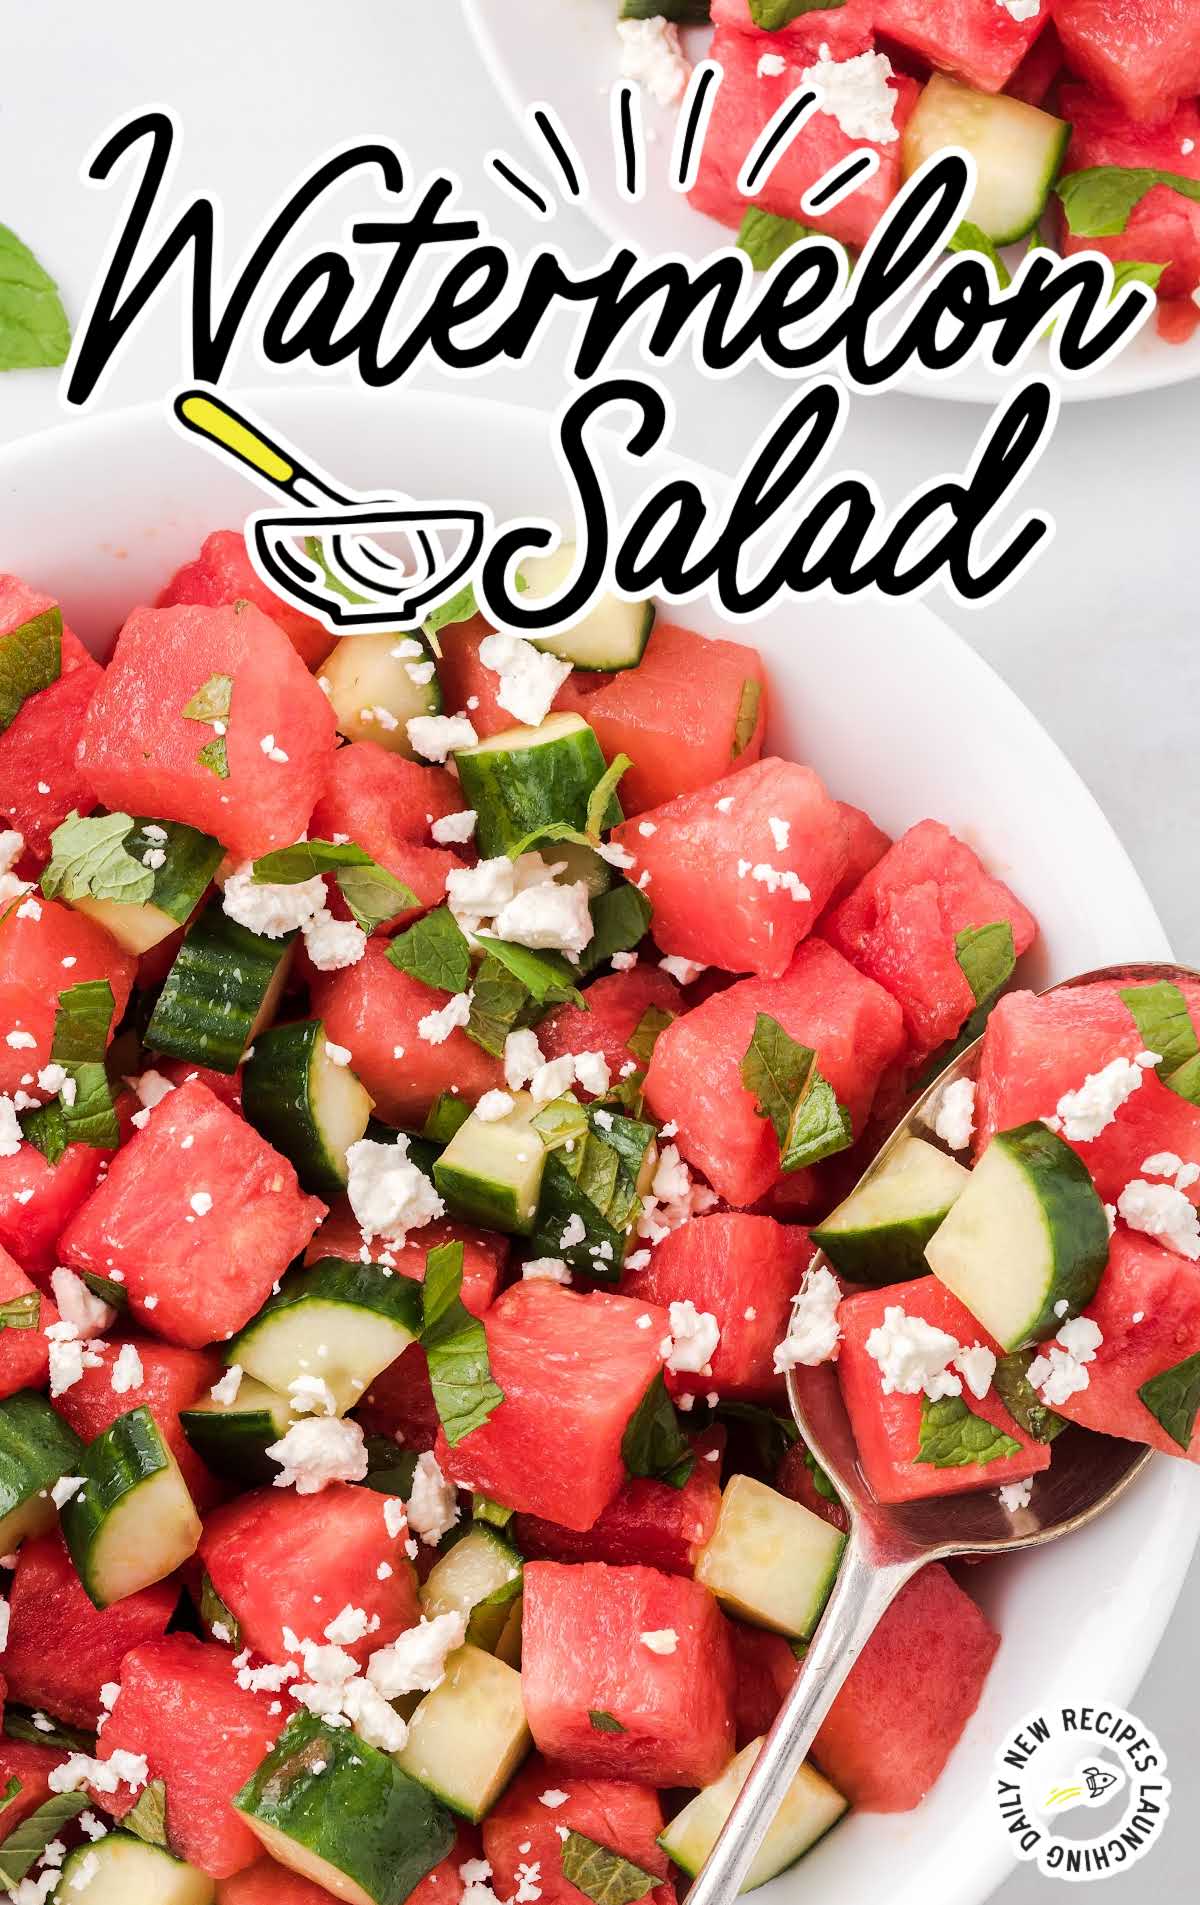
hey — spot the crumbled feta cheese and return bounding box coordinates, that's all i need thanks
[997,1476,1034,1512]
[864,1305,962,1400]
[504,1028,545,1091]
[51,1475,86,1509]
[773,1266,841,1371]
[341,1673,411,1752]
[613,953,640,975]
[560,1214,587,1250]
[407,714,478,762]
[475,1090,516,1122]
[1056,1315,1103,1362]
[4,1031,36,1050]
[259,734,289,763]
[997,0,1040,20]
[223,864,326,938]
[639,1629,678,1655]
[1117,1179,1200,1260]
[15,896,41,921]
[757,51,786,77]
[324,1604,373,1646]
[406,1451,460,1546]
[49,1750,147,1796]
[346,1136,444,1241]
[419,990,474,1046]
[368,1610,467,1698]
[447,857,516,920]
[431,809,478,846]
[573,1051,611,1097]
[189,1191,213,1217]
[478,633,572,729]
[111,1343,144,1394]
[50,1267,114,1338]
[0,831,23,874]
[289,1373,338,1417]
[530,1055,577,1104]
[801,44,899,145]
[1142,1151,1184,1178]
[303,911,367,971]
[953,1343,996,1402]
[1052,1054,1154,1142]
[616,16,692,106]
[267,1416,369,1493]
[523,1257,572,1283]
[0,1095,22,1159]
[211,1365,243,1406]
[540,1789,569,1808]
[659,956,706,985]
[324,1042,353,1068]
[488,881,593,960]
[637,1145,718,1243]
[661,1300,721,1375]
[931,1077,975,1152]
[47,1322,105,1397]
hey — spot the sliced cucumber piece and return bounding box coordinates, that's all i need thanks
[0,1389,85,1552]
[227,1258,423,1416]
[321,629,441,753]
[902,74,1070,246]
[520,544,654,672]
[420,1525,523,1653]
[434,1091,546,1235]
[660,1738,846,1889]
[60,1405,202,1608]
[145,895,294,1073]
[180,1375,295,1485]
[423,1092,473,1145]
[57,1834,214,1903]
[243,1019,374,1194]
[810,1135,970,1284]
[70,817,224,956]
[695,1474,844,1641]
[235,1710,456,1905]
[924,1121,1110,1351]
[396,1643,531,1822]
[454,713,621,859]
[494,1593,523,1668]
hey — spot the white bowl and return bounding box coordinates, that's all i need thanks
[0,388,1196,1903]
[464,0,1200,403]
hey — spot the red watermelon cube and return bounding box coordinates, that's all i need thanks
[435,1283,669,1532]
[1057,90,1200,300]
[217,1858,349,1905]
[1006,21,1064,106]
[710,0,875,55]
[1055,0,1200,124]
[0,896,135,1098]
[521,1560,735,1787]
[0,1247,59,1399]
[0,577,102,865]
[644,938,906,1207]
[307,1209,507,1314]
[310,941,505,1128]
[484,1755,673,1905]
[837,1276,1052,1503]
[623,1214,814,1400]
[776,1440,850,1534]
[612,758,847,980]
[359,1342,440,1453]
[555,623,766,816]
[822,819,1037,1063]
[200,1481,420,1665]
[0,1139,108,1279]
[52,1336,223,1511]
[435,613,518,740]
[514,1430,724,1575]
[99,1635,285,1877]
[307,740,469,929]
[812,1562,1000,1809]
[873,0,1049,93]
[58,1080,325,1347]
[729,1621,798,1749]
[0,1740,61,1845]
[156,1057,245,1113]
[4,1529,177,1729]
[158,528,335,670]
[77,602,337,862]
[823,803,892,914]
[537,967,683,1089]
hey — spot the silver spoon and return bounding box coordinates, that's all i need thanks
[687,961,1194,1905]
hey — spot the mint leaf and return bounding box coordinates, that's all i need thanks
[1111,260,1165,296]
[387,906,472,996]
[0,1776,18,1813]
[992,1351,1067,1444]
[0,1791,87,1887]
[49,980,119,1151]
[0,606,61,731]
[467,953,532,1057]
[586,754,631,839]
[716,1400,799,1472]
[0,225,71,372]
[1138,1350,1200,1453]
[1120,981,1200,1106]
[737,208,815,273]
[18,1100,66,1166]
[915,1394,1023,1468]
[182,673,233,722]
[3,1708,93,1755]
[955,921,1016,1009]
[560,1832,658,1905]
[621,1371,695,1490]
[196,735,229,778]
[82,1270,127,1311]
[0,1292,38,1332]
[476,936,585,1008]
[304,536,368,607]
[948,222,1011,290]
[338,862,418,934]
[41,810,155,907]
[1057,166,1200,238]
[252,838,417,935]
[578,886,652,979]
[620,0,711,19]
[200,1572,240,1647]
[508,819,595,861]
[733,679,762,757]
[425,583,479,635]
[627,1006,674,1068]
[741,1012,852,1172]
[421,1241,505,1446]
[530,1116,650,1275]
[588,1710,625,1734]
[749,0,845,23]
[361,1435,418,1499]
[123,1777,169,1848]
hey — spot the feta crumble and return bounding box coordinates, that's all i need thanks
[418,990,474,1046]
[661,1300,720,1375]
[406,1451,460,1546]
[773,1266,842,1371]
[864,1305,962,1400]
[997,1476,1034,1512]
[110,1343,144,1395]
[407,714,478,763]
[997,0,1040,19]
[211,1365,243,1406]
[50,1267,114,1338]
[303,911,367,972]
[478,633,572,730]
[475,1090,516,1122]
[223,864,326,938]
[267,1416,369,1493]
[573,1050,611,1096]
[431,809,478,846]
[639,1629,678,1655]
[346,1136,445,1241]
[930,1077,975,1152]
[1049,1052,1156,1142]
[1117,1178,1200,1260]
[368,1610,467,1697]
[659,955,706,985]
[488,881,593,959]
[504,1027,545,1092]
[802,44,899,145]
[523,1257,572,1283]
[616,17,692,106]
[758,51,786,78]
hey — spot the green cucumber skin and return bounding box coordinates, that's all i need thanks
[1000,1121,1111,1347]
[227,1257,425,1362]
[809,1211,949,1285]
[235,1711,456,1905]
[60,1406,170,1603]
[996,122,1071,246]
[129,819,224,927]
[433,1158,537,1237]
[455,725,621,859]
[145,897,291,1073]
[242,1020,344,1195]
[179,1406,287,1486]
[0,1390,84,1520]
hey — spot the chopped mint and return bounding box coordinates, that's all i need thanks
[0,1777,17,1814]
[620,0,711,20]
[0,224,71,373]
[948,222,1012,290]
[733,679,761,756]
[0,605,61,731]
[304,536,368,607]
[530,1095,590,1150]
[3,1708,93,1755]
[588,1710,625,1734]
[81,1269,128,1311]
[421,1241,505,1446]
[1057,166,1200,238]
[467,952,532,1057]
[1120,981,1200,1106]
[337,862,418,935]
[0,1791,87,1887]
[578,884,652,977]
[992,1351,1067,1444]
[41,810,155,908]
[914,1394,1023,1468]
[530,1115,650,1275]
[181,673,233,722]
[476,936,586,1009]
[387,906,473,996]
[621,1371,695,1491]
[560,1832,658,1905]
[749,0,844,23]
[736,209,815,273]
[1110,260,1165,297]
[361,1435,419,1498]
[741,1012,852,1173]
[50,978,115,1068]
[200,1572,241,1649]
[424,583,479,635]
[627,1005,674,1068]
[0,1292,39,1333]
[918,920,1017,1087]
[252,838,417,935]
[1137,1351,1200,1453]
[123,1778,169,1848]
[585,753,631,839]
[507,819,594,861]
[196,735,229,779]
[31,979,121,1153]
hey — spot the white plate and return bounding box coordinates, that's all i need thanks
[0,388,1196,1904]
[465,0,1200,403]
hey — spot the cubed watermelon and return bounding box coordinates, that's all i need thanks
[0,1139,108,1278]
[0,896,135,1097]
[77,602,337,862]
[689,29,920,251]
[99,1635,285,1878]
[52,1336,223,1511]
[0,577,102,865]
[822,820,1037,1062]
[3,1528,177,1729]
[623,1214,814,1399]
[710,0,875,54]
[521,1560,735,1786]
[0,1739,61,1844]
[358,1341,440,1453]
[306,1208,507,1314]
[823,803,892,914]
[837,1276,1052,1502]
[537,967,683,1089]
[776,1440,850,1534]
[555,623,766,815]
[611,759,847,979]
[58,1080,325,1348]
[310,941,505,1128]
[1057,90,1200,299]
[307,740,469,929]
[200,1481,420,1665]
[0,1247,59,1399]
[158,528,335,670]
[156,1057,246,1113]
[873,0,1049,93]
[729,1621,798,1749]
[484,1756,673,1905]
[217,1859,346,1905]
[435,1283,670,1532]
[1006,20,1064,106]
[1055,0,1200,124]
[514,1430,724,1574]
[644,938,906,1207]
[434,614,515,739]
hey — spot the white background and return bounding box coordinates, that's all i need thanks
[1,3,1196,1896]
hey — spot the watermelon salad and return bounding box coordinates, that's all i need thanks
[612,0,1200,346]
[0,531,1195,1905]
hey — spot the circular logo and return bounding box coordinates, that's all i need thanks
[992,1702,1170,1884]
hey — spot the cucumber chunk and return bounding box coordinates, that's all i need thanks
[180,1374,295,1485]
[243,1018,374,1194]
[235,1710,455,1905]
[810,1135,970,1284]
[145,896,294,1073]
[659,1738,846,1889]
[321,629,441,753]
[227,1258,423,1416]
[902,74,1070,246]
[0,1389,85,1552]
[420,1525,523,1652]
[61,1405,202,1608]
[520,544,654,672]
[71,818,224,956]
[434,1091,546,1235]
[396,1643,531,1822]
[454,713,621,859]
[924,1121,1110,1351]
[57,1834,215,1903]
[694,1474,844,1641]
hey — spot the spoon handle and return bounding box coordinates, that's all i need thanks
[685,1537,925,1905]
